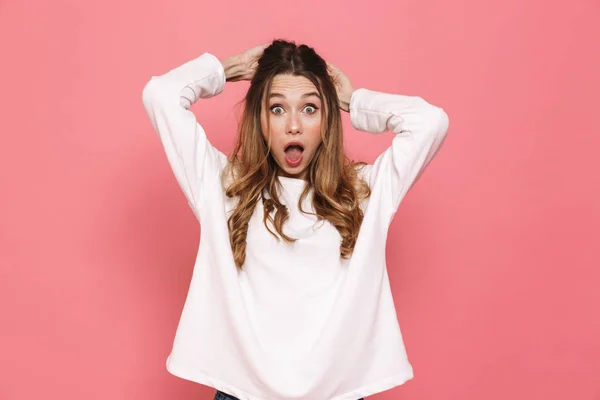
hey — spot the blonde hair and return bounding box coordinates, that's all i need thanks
[221,39,371,270]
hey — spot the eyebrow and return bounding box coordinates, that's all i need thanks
[269,92,321,99]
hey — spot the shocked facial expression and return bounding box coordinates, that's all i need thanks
[260,74,323,181]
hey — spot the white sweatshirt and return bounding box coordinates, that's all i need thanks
[142,52,449,400]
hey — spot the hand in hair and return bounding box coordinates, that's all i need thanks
[220,43,269,82]
[326,62,356,113]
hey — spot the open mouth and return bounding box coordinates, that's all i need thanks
[284,142,304,167]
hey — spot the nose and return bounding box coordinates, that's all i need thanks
[286,112,302,135]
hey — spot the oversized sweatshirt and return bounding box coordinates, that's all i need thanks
[141,51,449,400]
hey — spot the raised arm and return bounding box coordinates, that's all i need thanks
[327,61,450,219]
[141,45,267,215]
[349,88,449,216]
[141,52,228,213]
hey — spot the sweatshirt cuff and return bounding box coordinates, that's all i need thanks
[189,52,226,97]
[349,88,400,134]
[155,52,226,98]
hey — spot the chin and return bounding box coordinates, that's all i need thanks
[281,166,307,177]
[277,161,308,178]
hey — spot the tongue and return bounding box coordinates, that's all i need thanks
[285,147,302,161]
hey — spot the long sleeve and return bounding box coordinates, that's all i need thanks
[349,88,449,218]
[141,52,227,213]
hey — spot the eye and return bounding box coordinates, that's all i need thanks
[270,105,285,115]
[304,104,319,115]
[269,104,319,115]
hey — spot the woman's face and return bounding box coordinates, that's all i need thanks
[260,74,323,180]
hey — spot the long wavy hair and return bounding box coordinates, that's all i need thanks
[222,39,371,270]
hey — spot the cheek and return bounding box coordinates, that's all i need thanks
[260,116,286,151]
[306,121,323,148]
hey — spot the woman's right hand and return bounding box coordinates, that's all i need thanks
[220,43,269,82]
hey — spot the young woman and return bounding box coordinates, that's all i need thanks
[142,39,449,400]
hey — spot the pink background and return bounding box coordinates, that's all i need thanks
[1,0,599,399]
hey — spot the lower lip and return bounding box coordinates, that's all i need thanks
[284,153,303,167]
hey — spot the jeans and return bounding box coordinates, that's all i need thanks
[214,390,365,400]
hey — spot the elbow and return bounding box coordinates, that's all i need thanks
[142,76,169,109]
[436,107,450,138]
[416,96,449,138]
[141,77,158,107]
[424,105,449,141]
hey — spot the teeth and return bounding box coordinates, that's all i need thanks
[286,144,303,151]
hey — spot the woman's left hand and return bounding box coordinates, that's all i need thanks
[327,62,356,113]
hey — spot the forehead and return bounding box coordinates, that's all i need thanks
[267,74,319,99]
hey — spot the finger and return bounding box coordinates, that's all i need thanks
[327,64,340,79]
